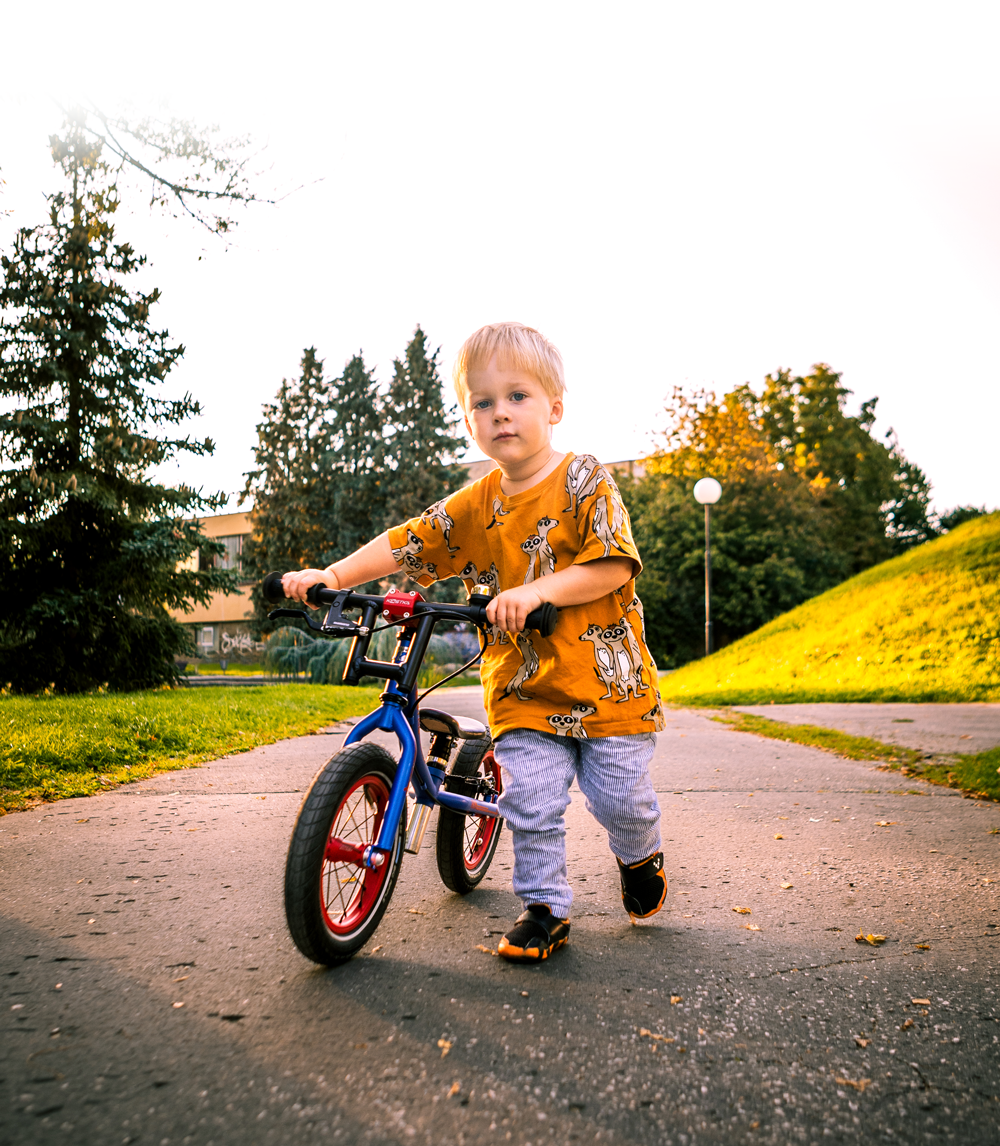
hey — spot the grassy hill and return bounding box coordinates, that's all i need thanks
[660,512,1000,705]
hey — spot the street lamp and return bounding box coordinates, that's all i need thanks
[693,477,722,656]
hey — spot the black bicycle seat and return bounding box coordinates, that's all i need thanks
[419,708,489,740]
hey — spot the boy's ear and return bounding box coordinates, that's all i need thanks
[549,396,564,426]
[463,412,474,437]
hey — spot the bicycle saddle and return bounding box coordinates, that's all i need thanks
[419,708,489,740]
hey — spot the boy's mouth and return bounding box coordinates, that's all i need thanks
[494,431,516,441]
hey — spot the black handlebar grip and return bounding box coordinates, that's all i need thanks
[305,583,327,607]
[262,571,286,604]
[526,601,558,638]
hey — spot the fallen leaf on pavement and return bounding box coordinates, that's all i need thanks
[744,923,762,931]
[914,944,930,950]
[448,1082,460,1097]
[911,998,931,1006]
[875,821,897,827]
[407,908,426,915]
[901,1019,914,1030]
[835,1076,871,1092]
[172,1002,185,1009]
[475,945,496,955]
[438,1038,452,1058]
[774,833,784,839]
[854,1036,870,1048]
[371,946,383,954]
[670,996,683,1005]
[855,932,887,945]
[76,819,89,824]
[639,1028,674,1043]
[732,906,752,914]
[781,882,794,890]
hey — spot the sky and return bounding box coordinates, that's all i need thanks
[2,1,998,516]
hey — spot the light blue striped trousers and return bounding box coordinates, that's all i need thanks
[493,729,661,918]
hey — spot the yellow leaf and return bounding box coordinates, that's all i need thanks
[914,944,930,951]
[774,833,784,839]
[875,821,896,827]
[855,932,887,945]
[911,997,931,1006]
[744,923,762,931]
[835,1076,871,1092]
[638,1028,674,1043]
[854,1036,870,1048]
[448,1082,460,1097]
[172,1001,185,1009]
[475,944,496,955]
[901,1019,914,1030]
[407,908,426,915]
[781,882,794,889]
[438,1038,452,1058]
[670,995,683,1005]
[732,906,752,914]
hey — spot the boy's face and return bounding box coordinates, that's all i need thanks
[464,357,563,470]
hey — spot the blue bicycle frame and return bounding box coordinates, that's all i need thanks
[343,645,499,867]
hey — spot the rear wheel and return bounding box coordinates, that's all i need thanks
[436,738,503,893]
[284,742,405,965]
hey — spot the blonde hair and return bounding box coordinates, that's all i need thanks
[453,322,565,411]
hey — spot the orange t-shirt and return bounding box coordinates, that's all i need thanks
[386,453,666,741]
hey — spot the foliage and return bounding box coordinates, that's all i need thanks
[628,364,937,666]
[0,683,380,813]
[241,326,465,625]
[0,112,241,693]
[937,505,988,532]
[659,512,1000,703]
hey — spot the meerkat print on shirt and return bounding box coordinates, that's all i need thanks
[387,453,667,740]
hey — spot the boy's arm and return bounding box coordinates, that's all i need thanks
[281,533,398,606]
[487,556,634,634]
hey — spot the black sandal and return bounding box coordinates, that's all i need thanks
[497,904,570,962]
[618,852,667,921]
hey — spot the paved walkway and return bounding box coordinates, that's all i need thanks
[2,694,998,1145]
[734,703,1000,757]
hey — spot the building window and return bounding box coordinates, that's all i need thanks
[200,535,244,575]
[198,627,215,650]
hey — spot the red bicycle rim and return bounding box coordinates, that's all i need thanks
[463,751,502,871]
[319,773,391,935]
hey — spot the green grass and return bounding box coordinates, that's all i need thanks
[0,685,380,813]
[712,711,1000,802]
[661,512,1000,705]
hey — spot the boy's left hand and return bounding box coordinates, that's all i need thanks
[487,584,545,634]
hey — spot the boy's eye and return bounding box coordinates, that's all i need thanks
[510,392,527,402]
[473,399,491,410]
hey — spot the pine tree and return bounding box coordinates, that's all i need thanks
[382,326,465,526]
[240,348,334,623]
[320,353,389,562]
[0,119,235,692]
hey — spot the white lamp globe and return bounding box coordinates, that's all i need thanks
[693,477,722,505]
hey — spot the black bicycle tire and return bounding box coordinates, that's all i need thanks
[435,737,504,894]
[284,742,405,965]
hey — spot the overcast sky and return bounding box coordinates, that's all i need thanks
[3,2,998,515]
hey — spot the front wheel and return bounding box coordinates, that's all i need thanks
[436,738,503,894]
[284,742,405,965]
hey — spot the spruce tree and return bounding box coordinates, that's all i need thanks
[0,120,235,692]
[382,326,465,525]
[240,348,334,623]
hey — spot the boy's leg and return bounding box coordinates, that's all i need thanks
[575,732,666,919]
[493,729,577,919]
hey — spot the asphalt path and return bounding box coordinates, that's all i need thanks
[2,692,999,1146]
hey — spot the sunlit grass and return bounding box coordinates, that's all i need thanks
[660,513,1000,705]
[0,684,379,813]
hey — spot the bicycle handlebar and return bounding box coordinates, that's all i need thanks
[261,572,558,639]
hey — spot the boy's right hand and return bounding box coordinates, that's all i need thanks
[281,568,340,608]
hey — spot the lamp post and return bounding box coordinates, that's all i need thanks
[693,477,722,656]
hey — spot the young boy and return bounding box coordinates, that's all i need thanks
[282,322,667,962]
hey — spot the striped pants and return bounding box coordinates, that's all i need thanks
[493,729,661,918]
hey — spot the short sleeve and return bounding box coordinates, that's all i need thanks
[387,495,463,587]
[573,471,642,576]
